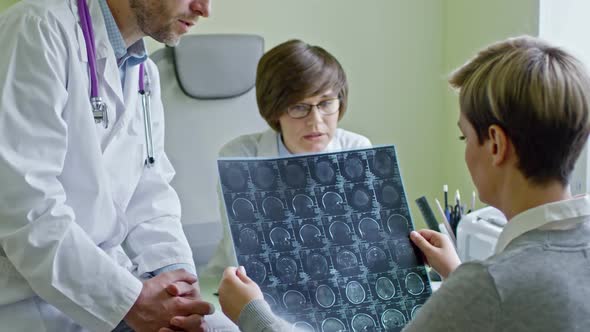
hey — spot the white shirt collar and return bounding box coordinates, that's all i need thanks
[494,194,590,254]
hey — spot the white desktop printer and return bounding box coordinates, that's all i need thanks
[456,206,507,262]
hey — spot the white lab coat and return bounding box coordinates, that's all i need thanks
[203,128,372,278]
[0,0,194,331]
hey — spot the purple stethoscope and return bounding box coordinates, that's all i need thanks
[78,0,155,166]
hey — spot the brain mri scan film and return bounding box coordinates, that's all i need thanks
[292,194,315,217]
[366,246,388,270]
[380,182,399,207]
[218,146,431,330]
[345,281,366,304]
[321,318,346,332]
[386,214,409,238]
[336,249,359,271]
[350,186,372,210]
[262,196,285,220]
[328,220,352,244]
[351,313,376,332]
[375,277,396,300]
[269,226,291,249]
[315,285,336,308]
[231,198,255,221]
[405,272,425,296]
[358,217,380,241]
[245,259,267,284]
[381,309,406,329]
[283,290,306,311]
[305,253,330,279]
[372,150,394,177]
[224,166,247,191]
[299,224,322,246]
[292,321,315,332]
[284,162,307,187]
[275,256,298,283]
[315,159,336,184]
[322,191,345,214]
[343,155,365,180]
[253,164,276,189]
[238,227,259,253]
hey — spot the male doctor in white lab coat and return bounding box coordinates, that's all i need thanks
[0,0,213,331]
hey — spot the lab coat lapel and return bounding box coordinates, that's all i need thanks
[89,0,125,109]
[102,64,142,156]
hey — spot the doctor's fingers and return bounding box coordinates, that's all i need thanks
[161,314,208,332]
[167,280,200,297]
[157,269,198,285]
[168,297,215,317]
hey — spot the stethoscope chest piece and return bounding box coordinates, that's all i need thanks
[91,96,108,129]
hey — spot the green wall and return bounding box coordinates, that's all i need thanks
[442,0,539,211]
[0,0,18,11]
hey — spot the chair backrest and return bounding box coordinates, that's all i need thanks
[151,34,267,269]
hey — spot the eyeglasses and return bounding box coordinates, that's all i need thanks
[286,98,340,119]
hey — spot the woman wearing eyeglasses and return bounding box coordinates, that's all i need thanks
[204,39,371,278]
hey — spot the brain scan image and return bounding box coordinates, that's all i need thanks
[285,162,306,187]
[315,160,336,184]
[292,321,315,332]
[386,214,409,237]
[380,183,399,206]
[381,309,406,329]
[358,217,380,241]
[343,156,364,180]
[231,198,255,221]
[350,187,371,210]
[322,191,344,214]
[276,256,298,283]
[283,290,306,311]
[345,281,366,304]
[306,253,330,279]
[335,249,359,271]
[315,285,336,308]
[321,318,346,332]
[375,277,395,300]
[218,147,430,331]
[405,272,425,296]
[253,164,276,190]
[224,166,247,191]
[372,150,393,177]
[262,196,285,220]
[292,194,315,217]
[366,246,388,270]
[299,224,322,246]
[263,292,277,307]
[328,220,352,244]
[238,227,259,253]
[351,313,376,332]
[269,226,291,250]
[245,259,267,284]
[411,305,423,319]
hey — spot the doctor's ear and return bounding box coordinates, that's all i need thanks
[487,124,511,166]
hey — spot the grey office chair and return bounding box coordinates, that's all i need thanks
[151,34,267,272]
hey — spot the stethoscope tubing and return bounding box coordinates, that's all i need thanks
[78,0,155,166]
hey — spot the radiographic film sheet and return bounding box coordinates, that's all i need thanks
[218,146,432,332]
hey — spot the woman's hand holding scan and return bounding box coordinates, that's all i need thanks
[218,266,264,323]
[410,229,461,279]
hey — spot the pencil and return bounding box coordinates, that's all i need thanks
[435,198,457,245]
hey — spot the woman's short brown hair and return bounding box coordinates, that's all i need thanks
[256,39,348,131]
[449,36,590,185]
